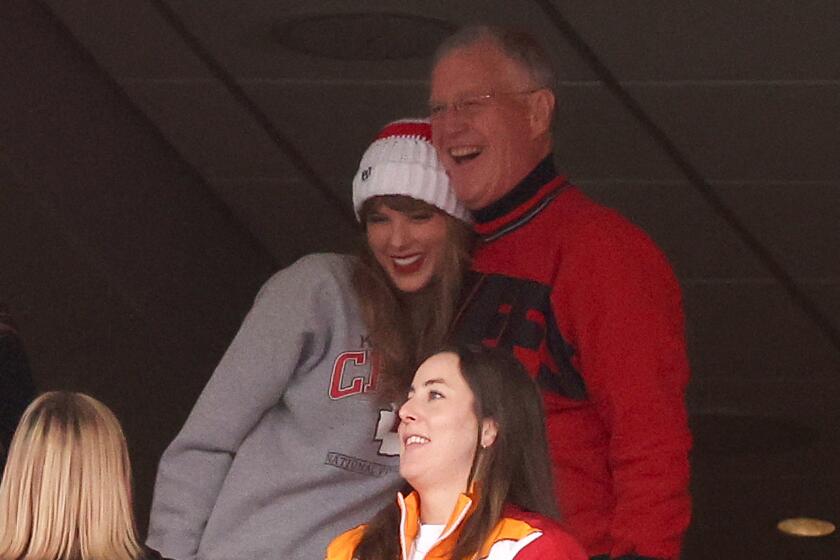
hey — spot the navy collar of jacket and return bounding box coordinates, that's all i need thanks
[472,157,568,242]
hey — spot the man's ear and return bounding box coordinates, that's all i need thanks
[529,88,555,138]
[480,418,499,448]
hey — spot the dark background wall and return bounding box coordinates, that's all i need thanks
[0,1,276,525]
[1,1,838,558]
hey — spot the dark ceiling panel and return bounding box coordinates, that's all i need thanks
[689,376,840,432]
[632,84,840,181]
[245,81,432,196]
[551,85,686,181]
[165,0,597,81]
[557,0,840,80]
[716,183,840,279]
[206,178,359,264]
[42,0,211,79]
[684,282,839,381]
[582,181,840,280]
[122,81,303,180]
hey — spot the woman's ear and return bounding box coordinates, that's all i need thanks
[480,418,499,448]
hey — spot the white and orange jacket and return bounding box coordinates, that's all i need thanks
[326,491,588,560]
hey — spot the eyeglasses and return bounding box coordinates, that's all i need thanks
[428,88,544,120]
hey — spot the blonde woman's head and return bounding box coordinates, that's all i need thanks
[0,391,142,560]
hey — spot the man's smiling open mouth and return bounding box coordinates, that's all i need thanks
[450,146,483,164]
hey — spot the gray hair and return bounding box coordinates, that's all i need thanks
[432,24,557,94]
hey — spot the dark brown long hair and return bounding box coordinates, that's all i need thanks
[352,195,473,404]
[353,344,559,560]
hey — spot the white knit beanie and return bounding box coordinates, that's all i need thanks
[352,118,471,223]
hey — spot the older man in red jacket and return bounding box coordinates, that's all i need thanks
[429,25,692,560]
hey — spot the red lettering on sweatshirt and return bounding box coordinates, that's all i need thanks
[329,350,379,400]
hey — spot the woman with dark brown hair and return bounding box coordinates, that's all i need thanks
[327,344,587,560]
[147,119,473,560]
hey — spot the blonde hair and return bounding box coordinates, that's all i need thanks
[0,392,142,560]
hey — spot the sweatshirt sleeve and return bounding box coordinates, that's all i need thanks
[559,220,692,559]
[146,255,342,560]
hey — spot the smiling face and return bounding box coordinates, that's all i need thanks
[365,198,449,293]
[429,39,554,210]
[398,352,497,495]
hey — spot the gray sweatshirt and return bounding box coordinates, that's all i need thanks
[147,254,402,560]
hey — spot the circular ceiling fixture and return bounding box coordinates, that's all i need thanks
[777,517,836,538]
[272,13,455,61]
